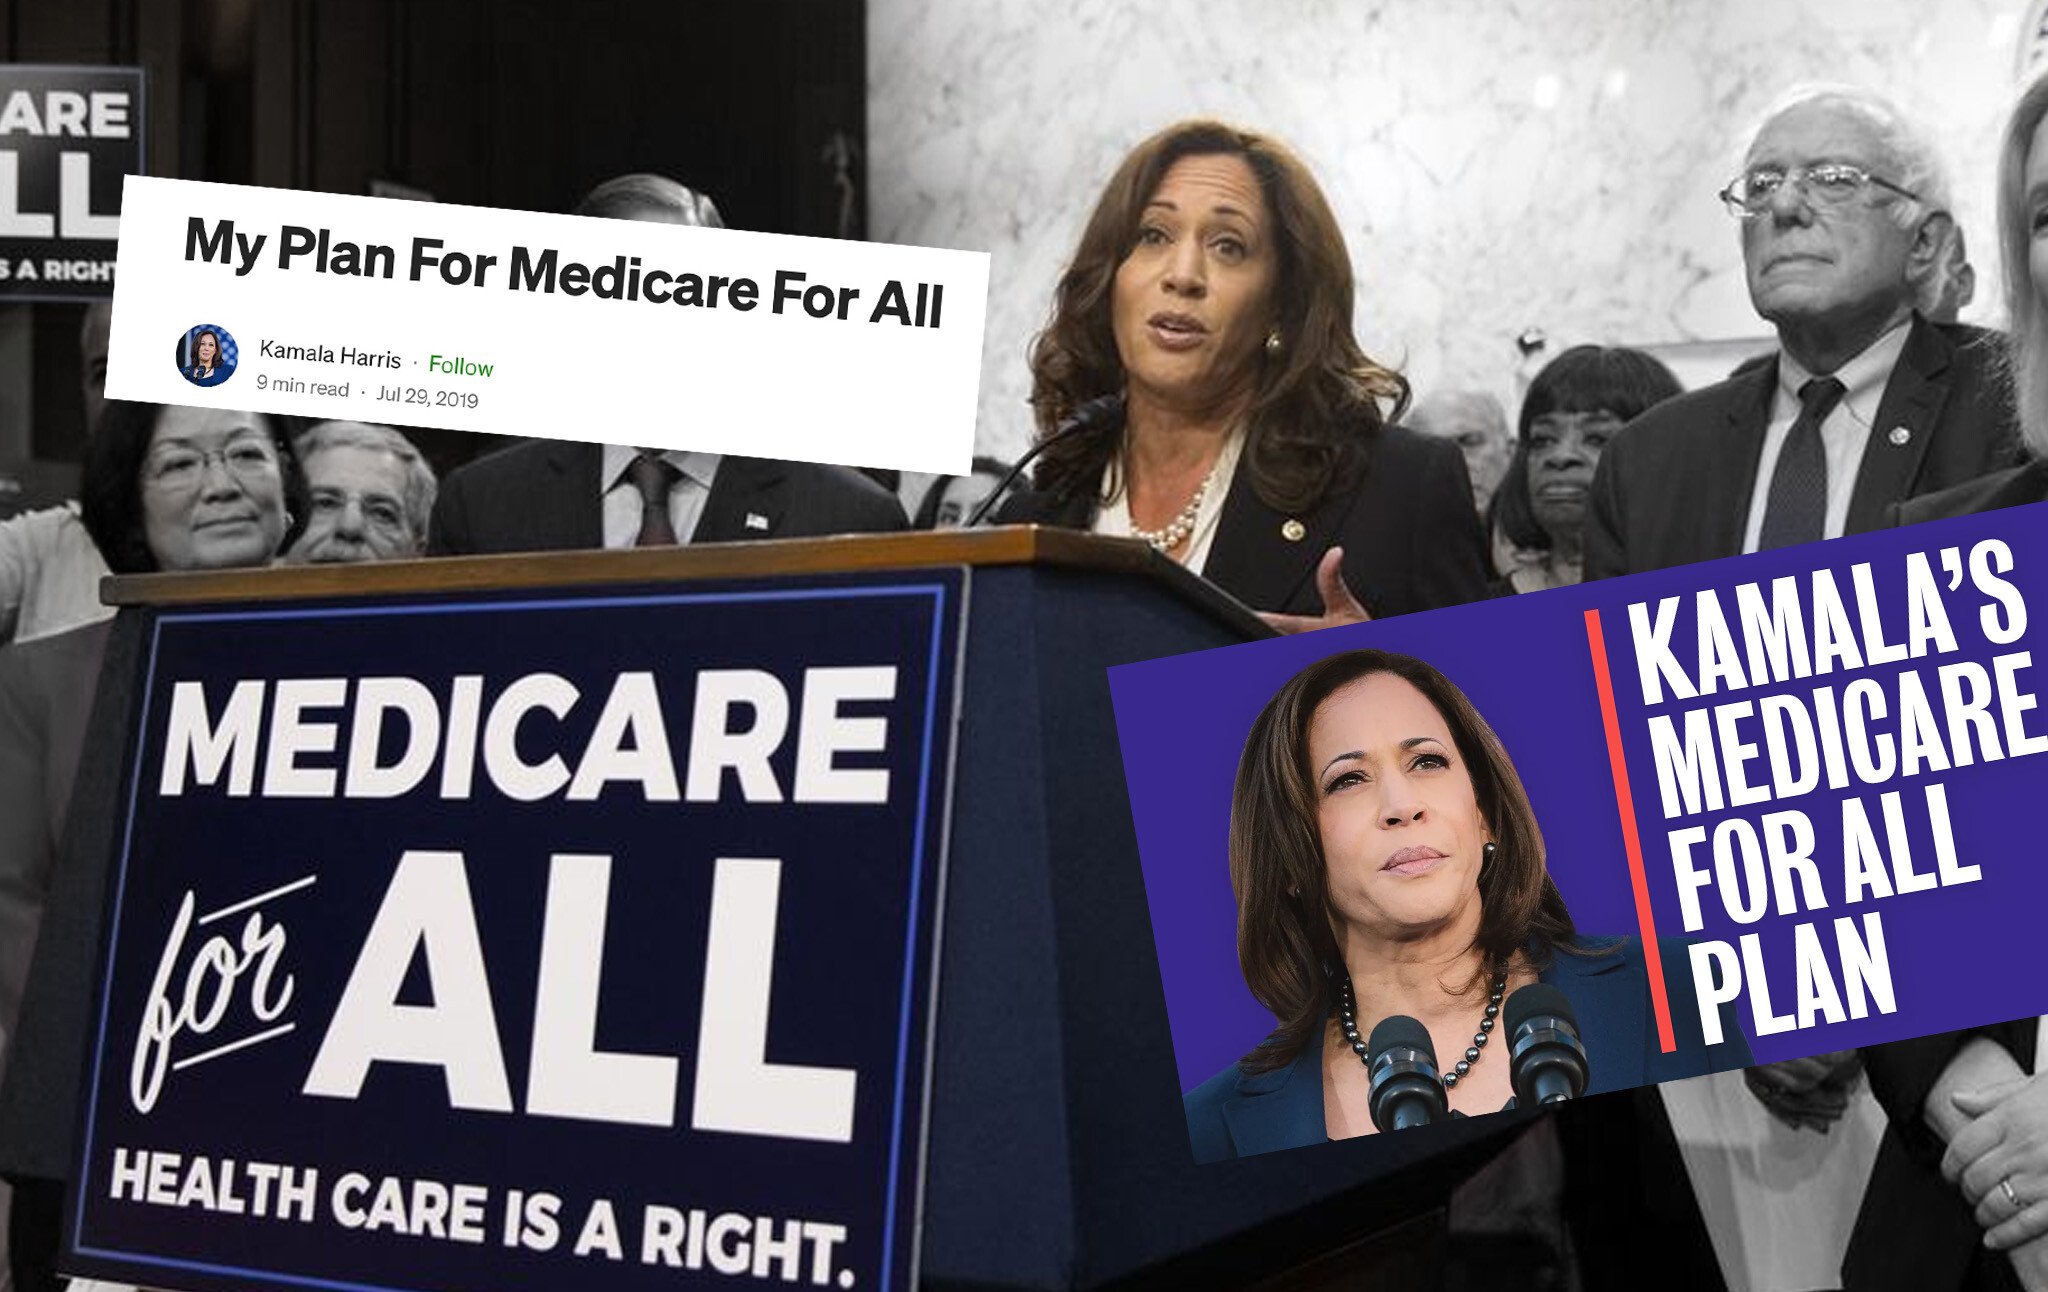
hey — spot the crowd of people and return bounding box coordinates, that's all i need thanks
[4,66,2048,1291]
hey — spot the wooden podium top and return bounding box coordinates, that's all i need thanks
[101,525,1273,637]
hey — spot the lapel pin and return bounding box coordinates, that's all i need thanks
[1887,426,1911,446]
[1281,519,1306,542]
[745,512,770,531]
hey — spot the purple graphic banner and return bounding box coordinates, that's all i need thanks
[1109,503,2048,1099]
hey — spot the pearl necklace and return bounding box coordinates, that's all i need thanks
[1125,454,1223,553]
[1339,969,1507,1090]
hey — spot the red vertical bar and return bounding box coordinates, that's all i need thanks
[1583,607,1676,1053]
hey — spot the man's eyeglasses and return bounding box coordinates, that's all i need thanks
[1718,163,1923,219]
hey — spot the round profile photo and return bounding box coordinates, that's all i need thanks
[176,324,238,388]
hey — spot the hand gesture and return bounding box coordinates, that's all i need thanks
[1259,547,1372,635]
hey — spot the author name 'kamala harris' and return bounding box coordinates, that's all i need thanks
[258,340,402,369]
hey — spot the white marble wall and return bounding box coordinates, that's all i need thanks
[870,0,2031,462]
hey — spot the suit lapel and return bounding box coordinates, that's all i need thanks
[695,455,791,542]
[1220,1035,1327,1156]
[1200,459,1362,614]
[1710,364,1778,562]
[1846,316,1948,535]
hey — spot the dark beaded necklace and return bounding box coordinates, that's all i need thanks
[1339,969,1508,1089]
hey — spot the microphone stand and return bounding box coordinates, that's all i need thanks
[963,393,1124,528]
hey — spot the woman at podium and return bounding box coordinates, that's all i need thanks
[1183,648,1750,1161]
[994,119,1492,628]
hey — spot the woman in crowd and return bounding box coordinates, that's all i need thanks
[1488,346,1682,593]
[995,119,1492,629]
[184,329,229,386]
[1183,649,1749,1161]
[82,403,305,573]
[3,401,306,1054]
[1,402,305,1291]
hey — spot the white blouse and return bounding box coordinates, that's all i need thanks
[1089,430,1245,576]
[1659,1070,1884,1291]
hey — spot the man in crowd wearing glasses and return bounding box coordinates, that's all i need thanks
[1585,83,2022,578]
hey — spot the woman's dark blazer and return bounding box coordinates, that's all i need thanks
[993,421,1495,617]
[1181,935,1752,1163]
[185,364,228,387]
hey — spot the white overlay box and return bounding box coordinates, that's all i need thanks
[106,176,988,475]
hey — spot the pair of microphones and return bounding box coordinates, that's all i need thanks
[1367,984,1589,1133]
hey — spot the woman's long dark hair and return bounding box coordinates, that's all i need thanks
[1027,120,1407,516]
[188,329,222,374]
[1230,650,1580,1074]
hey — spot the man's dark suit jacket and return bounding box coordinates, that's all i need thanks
[993,421,1492,617]
[426,440,907,555]
[1585,316,2025,580]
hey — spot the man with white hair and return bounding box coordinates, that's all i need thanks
[287,421,437,564]
[1586,84,2023,578]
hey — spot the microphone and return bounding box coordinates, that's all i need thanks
[1367,1014,1449,1132]
[1504,984,1590,1106]
[964,392,1124,527]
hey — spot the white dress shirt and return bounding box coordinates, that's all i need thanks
[1661,1070,1886,1292]
[598,445,723,548]
[1741,322,1911,554]
[1090,430,1245,576]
